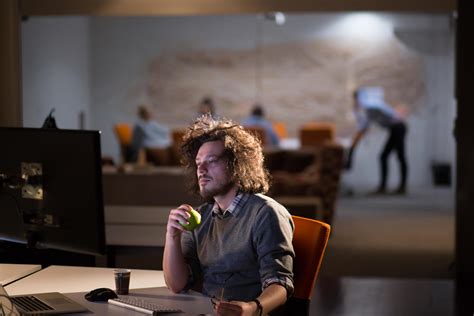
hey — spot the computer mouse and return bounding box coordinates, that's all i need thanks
[84,287,118,302]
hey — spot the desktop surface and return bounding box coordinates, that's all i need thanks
[3,264,452,315]
[5,265,165,295]
[0,263,41,286]
[4,265,213,315]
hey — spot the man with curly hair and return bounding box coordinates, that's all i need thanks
[163,114,294,315]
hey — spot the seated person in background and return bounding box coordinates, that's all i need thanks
[197,96,217,119]
[163,114,294,316]
[130,105,171,163]
[241,104,280,146]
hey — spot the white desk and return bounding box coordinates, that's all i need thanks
[5,265,165,295]
[4,265,213,315]
[0,263,41,286]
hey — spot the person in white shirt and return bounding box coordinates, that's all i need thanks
[348,87,408,194]
[130,105,171,162]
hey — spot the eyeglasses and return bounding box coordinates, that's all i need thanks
[196,154,227,170]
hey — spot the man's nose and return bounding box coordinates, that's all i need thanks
[197,163,207,174]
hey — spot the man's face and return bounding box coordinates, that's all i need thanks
[195,140,234,199]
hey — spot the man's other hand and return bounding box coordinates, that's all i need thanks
[215,300,258,316]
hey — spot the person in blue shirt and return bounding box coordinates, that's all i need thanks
[241,104,280,147]
[130,105,171,162]
[348,87,408,194]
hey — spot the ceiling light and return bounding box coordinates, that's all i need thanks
[265,12,286,25]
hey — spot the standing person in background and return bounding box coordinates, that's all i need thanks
[347,87,408,195]
[163,114,294,316]
[130,105,171,162]
[241,104,280,147]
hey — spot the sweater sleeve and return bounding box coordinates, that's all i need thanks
[181,228,201,291]
[253,202,295,297]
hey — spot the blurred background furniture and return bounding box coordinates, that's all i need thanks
[276,196,323,220]
[299,122,335,146]
[113,123,133,163]
[266,143,344,224]
[171,128,186,149]
[244,126,267,145]
[144,148,172,166]
[113,124,183,166]
[272,121,288,140]
[169,128,187,165]
[113,123,148,165]
[102,166,202,268]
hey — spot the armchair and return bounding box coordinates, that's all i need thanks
[283,216,331,315]
[266,143,344,224]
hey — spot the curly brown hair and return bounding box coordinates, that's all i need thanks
[180,114,270,196]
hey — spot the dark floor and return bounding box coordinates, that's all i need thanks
[311,276,453,316]
[322,187,454,278]
[312,187,455,315]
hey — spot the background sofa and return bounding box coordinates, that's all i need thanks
[265,143,344,224]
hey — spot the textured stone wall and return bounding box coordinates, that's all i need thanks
[144,36,423,137]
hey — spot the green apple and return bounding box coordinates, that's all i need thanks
[180,208,201,231]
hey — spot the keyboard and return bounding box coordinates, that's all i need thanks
[11,295,54,312]
[108,297,182,315]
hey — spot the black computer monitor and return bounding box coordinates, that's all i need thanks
[0,127,106,256]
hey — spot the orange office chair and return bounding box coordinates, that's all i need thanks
[113,123,146,164]
[114,123,133,146]
[168,128,187,165]
[113,123,133,163]
[273,121,288,139]
[291,215,331,300]
[171,128,187,148]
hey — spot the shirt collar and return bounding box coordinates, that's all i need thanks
[211,192,250,218]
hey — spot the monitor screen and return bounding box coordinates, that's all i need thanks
[0,127,106,256]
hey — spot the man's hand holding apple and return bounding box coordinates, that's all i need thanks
[166,204,201,238]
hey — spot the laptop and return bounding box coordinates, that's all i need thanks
[0,284,88,315]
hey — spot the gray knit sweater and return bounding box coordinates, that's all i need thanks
[181,193,294,301]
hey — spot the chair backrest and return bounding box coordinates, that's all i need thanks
[171,128,187,148]
[114,123,139,164]
[291,215,331,300]
[114,123,133,145]
[272,121,288,139]
[299,122,335,147]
